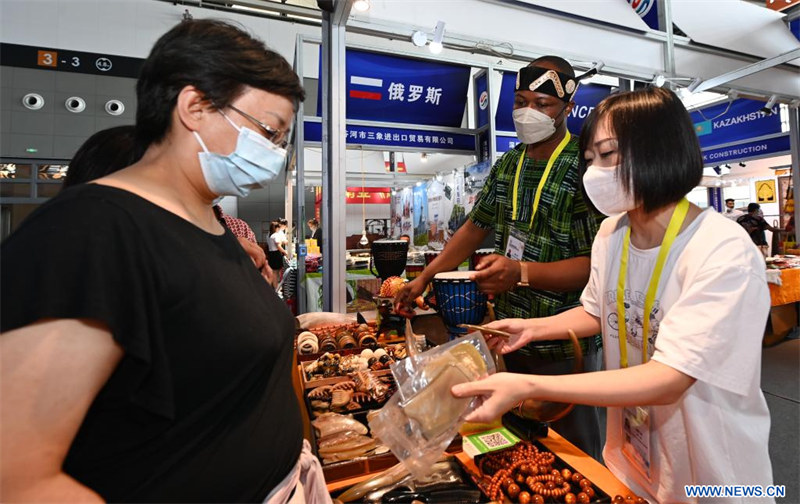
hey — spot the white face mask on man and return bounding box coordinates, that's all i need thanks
[512,107,558,145]
[582,164,638,216]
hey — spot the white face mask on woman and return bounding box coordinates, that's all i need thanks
[512,107,557,144]
[582,164,638,216]
[193,112,287,198]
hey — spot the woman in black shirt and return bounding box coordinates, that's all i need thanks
[1,20,312,502]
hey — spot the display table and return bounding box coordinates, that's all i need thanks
[325,429,631,497]
[768,267,800,306]
[765,266,800,346]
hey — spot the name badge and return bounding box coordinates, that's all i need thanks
[505,228,526,261]
[622,406,652,481]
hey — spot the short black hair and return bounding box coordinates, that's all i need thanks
[63,126,140,190]
[135,19,305,148]
[748,203,760,213]
[529,55,575,79]
[725,198,735,204]
[578,87,703,214]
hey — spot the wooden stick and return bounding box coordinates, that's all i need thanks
[457,324,511,340]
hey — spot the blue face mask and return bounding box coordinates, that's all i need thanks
[194,111,287,198]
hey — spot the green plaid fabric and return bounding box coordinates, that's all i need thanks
[469,139,604,359]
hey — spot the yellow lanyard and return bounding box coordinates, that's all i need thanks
[616,198,690,368]
[511,131,571,229]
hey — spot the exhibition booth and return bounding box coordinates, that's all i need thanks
[1,1,799,503]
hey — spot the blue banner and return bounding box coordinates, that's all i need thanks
[475,73,489,128]
[690,98,782,149]
[496,72,611,136]
[303,121,475,152]
[790,18,800,42]
[495,72,516,132]
[627,0,660,30]
[701,134,791,165]
[317,48,470,127]
[568,83,612,134]
[496,135,520,155]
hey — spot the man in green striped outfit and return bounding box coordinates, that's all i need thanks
[395,56,604,459]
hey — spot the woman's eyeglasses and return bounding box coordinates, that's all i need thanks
[227,104,288,149]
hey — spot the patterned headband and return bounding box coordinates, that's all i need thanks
[515,66,578,102]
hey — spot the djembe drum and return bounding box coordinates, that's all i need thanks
[370,239,409,281]
[470,248,495,270]
[431,271,488,339]
[405,263,425,280]
[423,250,440,267]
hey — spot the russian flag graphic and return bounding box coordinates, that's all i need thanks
[350,76,383,100]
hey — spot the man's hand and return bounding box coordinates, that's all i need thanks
[394,276,427,317]
[470,254,521,296]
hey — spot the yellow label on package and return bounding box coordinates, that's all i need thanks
[462,427,520,458]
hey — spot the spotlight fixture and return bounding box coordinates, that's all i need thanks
[723,164,731,169]
[429,21,445,54]
[652,75,697,88]
[420,152,428,163]
[353,0,370,12]
[713,166,722,175]
[686,77,702,93]
[412,21,446,54]
[739,162,746,168]
[762,95,777,115]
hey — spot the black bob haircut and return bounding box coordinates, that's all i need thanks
[135,19,305,148]
[578,87,703,214]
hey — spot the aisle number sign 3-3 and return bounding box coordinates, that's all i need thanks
[38,49,112,72]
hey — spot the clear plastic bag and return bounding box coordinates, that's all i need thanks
[368,333,495,479]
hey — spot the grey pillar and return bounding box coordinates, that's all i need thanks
[293,35,307,314]
[789,107,800,240]
[320,1,351,313]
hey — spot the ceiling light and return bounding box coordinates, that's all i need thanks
[739,162,746,168]
[411,31,427,47]
[353,0,370,12]
[687,77,702,93]
[762,95,777,115]
[652,75,699,88]
[420,153,428,163]
[429,21,445,54]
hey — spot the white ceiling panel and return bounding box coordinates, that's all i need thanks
[672,0,800,65]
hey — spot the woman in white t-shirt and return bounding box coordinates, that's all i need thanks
[267,221,288,289]
[453,87,773,503]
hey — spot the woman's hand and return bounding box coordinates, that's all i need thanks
[451,373,532,424]
[481,318,547,353]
